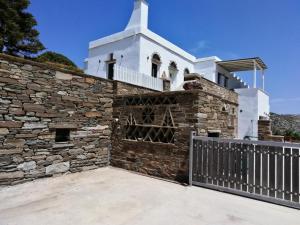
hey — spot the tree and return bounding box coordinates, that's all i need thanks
[37,51,78,69]
[0,0,44,56]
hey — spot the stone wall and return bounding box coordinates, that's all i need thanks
[111,88,238,183]
[113,80,157,96]
[0,54,113,185]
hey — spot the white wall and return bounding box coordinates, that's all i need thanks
[85,35,141,78]
[139,35,194,90]
[235,88,270,140]
[194,59,216,82]
[257,90,270,119]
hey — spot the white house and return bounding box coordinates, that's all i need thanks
[84,0,270,140]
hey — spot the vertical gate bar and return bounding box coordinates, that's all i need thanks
[189,131,196,186]
[262,145,269,196]
[284,148,291,201]
[236,143,242,190]
[218,142,224,187]
[223,142,229,188]
[255,145,261,194]
[208,140,213,184]
[203,140,208,183]
[248,144,255,193]
[276,147,283,199]
[230,142,236,189]
[213,140,218,185]
[269,146,276,197]
[292,148,299,202]
[192,139,198,181]
[197,139,203,182]
[242,144,248,192]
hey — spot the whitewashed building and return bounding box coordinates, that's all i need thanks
[84,0,270,140]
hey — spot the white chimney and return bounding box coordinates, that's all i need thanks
[125,0,148,30]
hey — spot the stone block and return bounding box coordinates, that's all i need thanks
[15,116,40,122]
[49,123,77,129]
[0,77,18,85]
[62,95,82,102]
[0,171,24,180]
[0,128,9,135]
[0,121,23,128]
[23,103,45,113]
[4,139,26,147]
[46,155,63,162]
[69,148,84,155]
[22,122,47,130]
[27,83,41,92]
[55,71,73,80]
[85,77,95,84]
[0,98,11,104]
[9,108,25,115]
[0,148,23,155]
[17,161,36,171]
[85,111,101,118]
[46,162,70,175]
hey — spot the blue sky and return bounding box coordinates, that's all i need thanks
[29,0,300,114]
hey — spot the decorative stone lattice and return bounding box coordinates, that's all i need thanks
[125,96,177,106]
[125,98,176,144]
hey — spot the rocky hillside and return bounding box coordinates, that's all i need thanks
[270,113,300,135]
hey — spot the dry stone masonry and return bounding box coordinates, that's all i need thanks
[0,54,113,185]
[0,54,238,186]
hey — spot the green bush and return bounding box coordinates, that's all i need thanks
[37,51,77,69]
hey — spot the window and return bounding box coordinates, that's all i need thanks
[151,54,161,78]
[184,68,190,75]
[169,61,178,78]
[217,73,229,88]
[55,129,70,142]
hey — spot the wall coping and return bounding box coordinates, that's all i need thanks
[0,53,112,83]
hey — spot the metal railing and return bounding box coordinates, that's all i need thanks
[114,65,163,91]
[189,133,300,209]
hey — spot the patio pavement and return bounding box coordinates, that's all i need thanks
[0,167,299,225]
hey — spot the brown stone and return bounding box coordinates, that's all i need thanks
[0,171,24,180]
[62,95,82,102]
[23,103,45,112]
[36,112,65,118]
[0,77,19,84]
[55,71,73,80]
[4,139,26,147]
[85,77,96,84]
[85,111,101,118]
[49,123,78,129]
[0,148,23,155]
[27,83,41,91]
[0,121,23,128]
[9,108,25,115]
[0,128,9,135]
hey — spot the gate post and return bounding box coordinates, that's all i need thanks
[189,131,196,186]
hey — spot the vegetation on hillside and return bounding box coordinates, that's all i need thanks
[36,51,78,70]
[0,0,45,56]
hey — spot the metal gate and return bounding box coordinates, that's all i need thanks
[189,132,300,209]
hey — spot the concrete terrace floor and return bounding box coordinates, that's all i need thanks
[0,167,299,225]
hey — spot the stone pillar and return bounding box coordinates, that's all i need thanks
[258,118,272,140]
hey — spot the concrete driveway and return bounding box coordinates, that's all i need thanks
[0,167,299,225]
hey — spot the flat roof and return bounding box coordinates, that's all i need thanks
[216,57,267,72]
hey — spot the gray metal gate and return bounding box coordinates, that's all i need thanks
[189,132,300,209]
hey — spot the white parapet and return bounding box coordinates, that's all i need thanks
[114,65,163,91]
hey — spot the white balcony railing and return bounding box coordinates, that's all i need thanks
[114,65,163,91]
